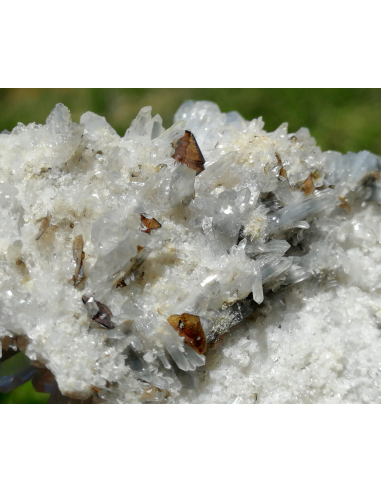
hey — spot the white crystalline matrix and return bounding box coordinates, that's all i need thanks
[0,100,381,403]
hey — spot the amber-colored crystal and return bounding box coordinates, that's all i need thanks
[172,131,205,175]
[167,313,206,355]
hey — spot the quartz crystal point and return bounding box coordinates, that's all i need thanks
[1,100,381,403]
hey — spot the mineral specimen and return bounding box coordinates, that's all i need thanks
[1,100,381,403]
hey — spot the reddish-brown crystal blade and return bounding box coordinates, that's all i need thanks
[301,174,315,196]
[275,152,288,179]
[73,235,84,279]
[35,216,51,240]
[168,313,206,355]
[172,130,205,175]
[140,214,162,235]
[82,295,115,329]
[338,196,351,213]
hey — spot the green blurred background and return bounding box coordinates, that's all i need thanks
[1,89,381,153]
[0,88,380,403]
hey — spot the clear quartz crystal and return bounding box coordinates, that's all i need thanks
[252,265,264,304]
[1,100,381,403]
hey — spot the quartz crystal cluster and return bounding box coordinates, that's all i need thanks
[1,101,381,403]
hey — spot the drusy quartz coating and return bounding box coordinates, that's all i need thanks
[1,100,381,403]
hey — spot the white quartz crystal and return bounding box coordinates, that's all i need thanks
[1,100,381,403]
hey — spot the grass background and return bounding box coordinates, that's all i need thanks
[1,89,381,154]
[0,88,380,403]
